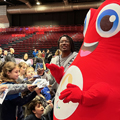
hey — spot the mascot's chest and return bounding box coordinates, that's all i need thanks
[54,65,83,120]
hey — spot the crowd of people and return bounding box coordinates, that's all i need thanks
[0,34,78,120]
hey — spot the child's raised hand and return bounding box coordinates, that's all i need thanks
[47,100,53,108]
[47,100,52,104]
[49,103,53,108]
[0,85,8,92]
[34,87,43,95]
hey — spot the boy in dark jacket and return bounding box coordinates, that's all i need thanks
[24,100,46,120]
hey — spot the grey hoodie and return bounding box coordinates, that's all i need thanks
[0,84,28,95]
[41,52,78,90]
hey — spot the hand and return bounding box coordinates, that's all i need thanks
[28,77,36,81]
[59,83,82,103]
[0,85,8,92]
[34,87,43,95]
[47,100,52,104]
[27,84,37,91]
[49,103,53,108]
[37,68,44,76]
[46,63,64,84]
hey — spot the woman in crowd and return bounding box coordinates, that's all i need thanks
[50,49,61,64]
[20,53,32,67]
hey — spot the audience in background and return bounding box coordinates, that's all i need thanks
[47,52,53,64]
[20,53,32,67]
[0,48,3,62]
[41,50,45,60]
[45,49,50,64]
[37,50,42,58]
[45,49,53,64]
[50,49,61,64]
[54,49,61,57]
[33,49,38,58]
[3,50,7,62]
[5,48,16,63]
[0,33,79,120]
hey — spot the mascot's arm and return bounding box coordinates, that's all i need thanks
[59,83,111,106]
[46,63,64,84]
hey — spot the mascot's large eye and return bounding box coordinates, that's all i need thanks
[96,4,120,38]
[83,10,91,37]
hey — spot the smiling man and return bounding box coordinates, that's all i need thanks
[38,35,78,91]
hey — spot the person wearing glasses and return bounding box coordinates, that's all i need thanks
[37,35,78,91]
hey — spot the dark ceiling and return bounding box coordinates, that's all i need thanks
[0,0,104,6]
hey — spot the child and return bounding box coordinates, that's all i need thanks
[17,62,29,84]
[0,83,35,95]
[24,67,41,83]
[0,62,42,120]
[24,100,46,120]
[18,62,28,80]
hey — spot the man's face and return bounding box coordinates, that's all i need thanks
[59,37,71,53]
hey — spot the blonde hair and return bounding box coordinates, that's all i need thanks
[37,53,42,58]
[55,49,61,56]
[10,48,14,52]
[1,62,17,83]
[25,67,34,75]
[18,62,28,69]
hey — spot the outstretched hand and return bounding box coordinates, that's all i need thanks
[59,83,82,103]
[0,85,8,92]
[46,63,64,84]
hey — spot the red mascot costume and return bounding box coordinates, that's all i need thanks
[46,0,120,119]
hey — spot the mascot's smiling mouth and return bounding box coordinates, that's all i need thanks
[80,42,98,57]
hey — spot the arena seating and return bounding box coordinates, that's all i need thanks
[0,25,84,58]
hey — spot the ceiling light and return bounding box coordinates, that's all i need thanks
[36,0,41,5]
